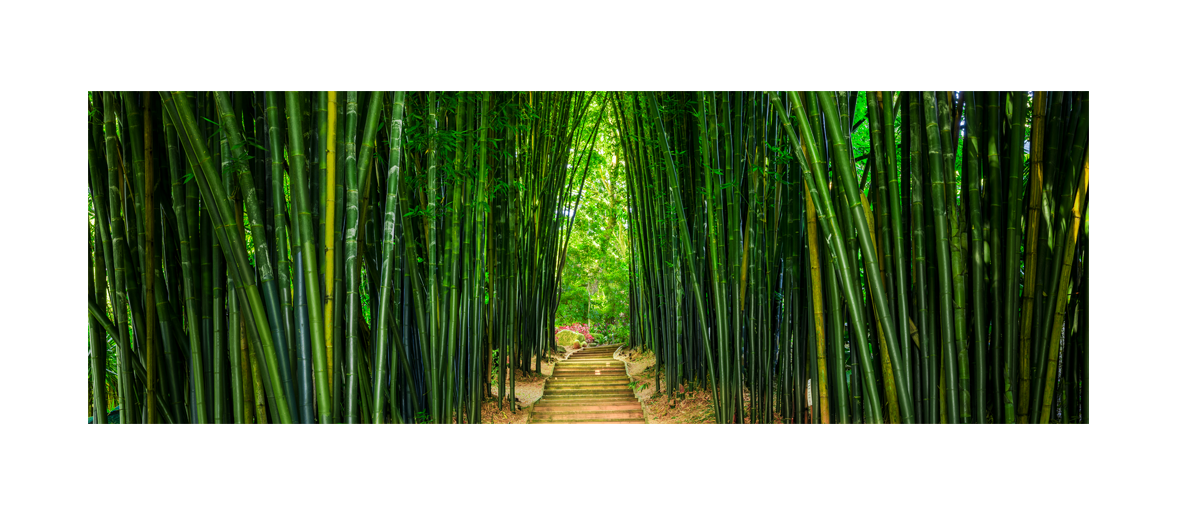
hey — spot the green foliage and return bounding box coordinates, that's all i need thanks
[555,96,631,340]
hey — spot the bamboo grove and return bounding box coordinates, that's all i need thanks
[87,91,603,423]
[618,91,1088,424]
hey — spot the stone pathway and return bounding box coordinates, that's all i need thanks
[528,345,645,424]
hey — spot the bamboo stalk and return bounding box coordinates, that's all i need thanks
[771,92,884,423]
[274,91,330,423]
[1039,148,1088,423]
[372,91,404,424]
[142,93,158,424]
[963,92,988,423]
[325,91,338,399]
[1016,92,1047,423]
[804,191,830,424]
[922,91,960,423]
[1002,92,1027,424]
[817,91,914,423]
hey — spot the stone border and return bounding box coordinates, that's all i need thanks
[613,346,654,424]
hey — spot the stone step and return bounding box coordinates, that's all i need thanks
[547,376,631,383]
[546,382,631,388]
[534,396,640,403]
[540,393,638,401]
[559,365,623,370]
[533,403,642,411]
[547,374,632,381]
[545,384,633,391]
[544,388,634,396]
[530,411,644,421]
[536,401,638,409]
[552,367,627,372]
[546,382,631,389]
[553,369,627,374]
[554,365,625,371]
[529,419,645,424]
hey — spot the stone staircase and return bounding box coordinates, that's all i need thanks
[529,345,645,424]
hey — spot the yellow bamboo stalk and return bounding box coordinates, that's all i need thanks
[804,189,829,424]
[1018,92,1047,423]
[324,91,338,395]
[1039,152,1088,423]
[861,192,900,423]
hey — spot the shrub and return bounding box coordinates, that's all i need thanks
[555,323,594,343]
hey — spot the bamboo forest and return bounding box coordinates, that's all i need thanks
[86,91,1088,425]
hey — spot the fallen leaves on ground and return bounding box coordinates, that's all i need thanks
[482,353,564,424]
[615,346,788,424]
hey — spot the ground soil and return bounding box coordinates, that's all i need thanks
[613,347,715,424]
[482,348,571,424]
[614,346,788,424]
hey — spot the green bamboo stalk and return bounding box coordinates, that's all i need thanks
[1017,92,1047,423]
[164,91,292,423]
[921,91,960,423]
[816,91,914,423]
[245,308,268,423]
[1030,93,1075,418]
[88,104,115,422]
[940,92,971,420]
[224,234,244,423]
[87,302,174,422]
[1001,92,1027,424]
[88,229,108,424]
[239,289,255,423]
[213,92,296,423]
[212,228,226,423]
[644,92,720,421]
[343,91,362,424]
[141,94,159,423]
[908,92,934,423]
[264,93,294,374]
[103,92,139,424]
[1040,126,1089,423]
[878,92,912,394]
[770,92,884,423]
[964,92,989,423]
[120,92,147,289]
[372,91,404,424]
[282,91,330,424]
[425,91,442,420]
[159,100,201,423]
[984,91,1005,420]
[861,191,900,424]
